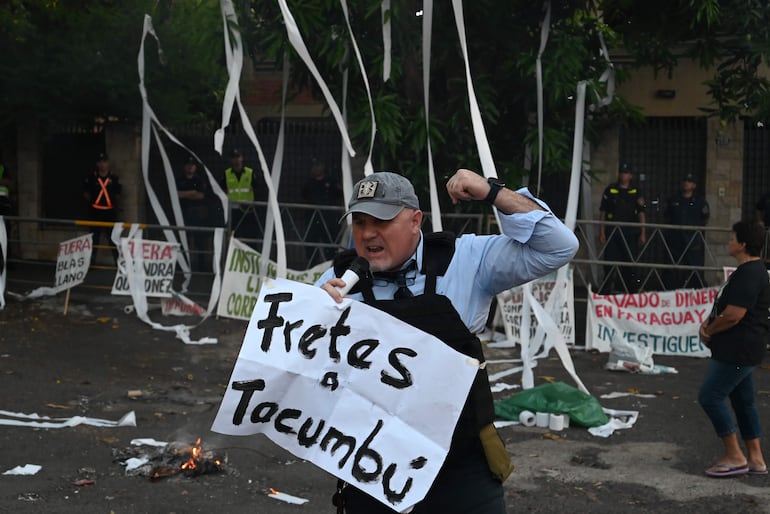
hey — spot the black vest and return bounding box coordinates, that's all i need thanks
[332,232,495,453]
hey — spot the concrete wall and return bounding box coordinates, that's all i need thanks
[588,59,753,274]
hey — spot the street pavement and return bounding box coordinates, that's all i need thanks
[1,290,769,513]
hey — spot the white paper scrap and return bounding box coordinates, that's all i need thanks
[0,410,136,429]
[267,489,309,505]
[124,457,150,472]
[490,382,520,393]
[130,438,168,447]
[600,392,657,399]
[588,408,639,438]
[3,464,42,476]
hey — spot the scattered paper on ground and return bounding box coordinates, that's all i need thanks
[0,410,136,428]
[267,488,309,505]
[3,464,42,476]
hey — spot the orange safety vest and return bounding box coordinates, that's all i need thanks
[92,175,115,210]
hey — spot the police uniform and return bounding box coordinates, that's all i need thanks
[315,172,579,513]
[756,192,770,227]
[223,150,258,238]
[664,188,710,288]
[84,160,122,262]
[600,180,645,292]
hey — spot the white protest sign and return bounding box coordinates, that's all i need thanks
[211,278,479,512]
[585,287,716,357]
[161,297,206,317]
[111,239,178,297]
[54,234,92,291]
[497,268,575,345]
[217,238,330,320]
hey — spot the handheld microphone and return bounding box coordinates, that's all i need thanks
[336,256,370,296]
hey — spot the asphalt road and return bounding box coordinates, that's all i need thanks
[1,291,769,513]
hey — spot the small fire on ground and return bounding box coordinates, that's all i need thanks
[120,438,226,480]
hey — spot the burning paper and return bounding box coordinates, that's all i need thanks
[120,438,224,480]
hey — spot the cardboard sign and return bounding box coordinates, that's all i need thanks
[216,238,330,320]
[55,234,92,291]
[585,287,717,357]
[497,268,575,345]
[111,239,179,297]
[211,278,479,512]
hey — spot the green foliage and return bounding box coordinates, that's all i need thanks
[1,0,769,193]
[240,0,770,199]
[0,0,227,129]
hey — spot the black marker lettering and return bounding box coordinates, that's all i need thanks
[230,379,265,425]
[257,293,292,351]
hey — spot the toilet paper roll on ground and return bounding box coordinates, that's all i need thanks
[518,410,536,427]
[535,412,550,428]
[549,414,565,431]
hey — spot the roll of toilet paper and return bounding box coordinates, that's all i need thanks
[518,410,536,427]
[535,412,550,428]
[548,414,565,431]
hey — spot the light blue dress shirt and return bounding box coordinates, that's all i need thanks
[314,188,579,333]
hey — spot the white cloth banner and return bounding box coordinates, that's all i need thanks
[111,238,179,298]
[212,278,478,512]
[585,287,716,357]
[217,238,331,320]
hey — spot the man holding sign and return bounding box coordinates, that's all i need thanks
[317,169,579,513]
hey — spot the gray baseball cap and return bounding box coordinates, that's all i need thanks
[341,172,420,221]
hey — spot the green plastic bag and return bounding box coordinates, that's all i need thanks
[494,381,609,428]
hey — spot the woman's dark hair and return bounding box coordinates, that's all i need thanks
[732,220,766,256]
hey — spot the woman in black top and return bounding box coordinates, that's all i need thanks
[699,221,770,477]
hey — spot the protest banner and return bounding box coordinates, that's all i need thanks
[216,238,330,320]
[111,239,179,297]
[496,267,575,345]
[4,233,94,311]
[161,297,206,317]
[211,278,479,512]
[55,234,92,291]
[585,287,717,357]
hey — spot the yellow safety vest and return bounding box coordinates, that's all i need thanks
[225,167,255,202]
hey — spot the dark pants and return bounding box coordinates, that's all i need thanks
[602,229,640,294]
[341,440,505,514]
[665,231,706,289]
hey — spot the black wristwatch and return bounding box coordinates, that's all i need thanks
[484,177,505,205]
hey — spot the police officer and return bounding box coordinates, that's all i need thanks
[223,149,258,239]
[83,152,122,264]
[177,156,210,270]
[317,169,579,513]
[599,163,646,293]
[664,174,710,289]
